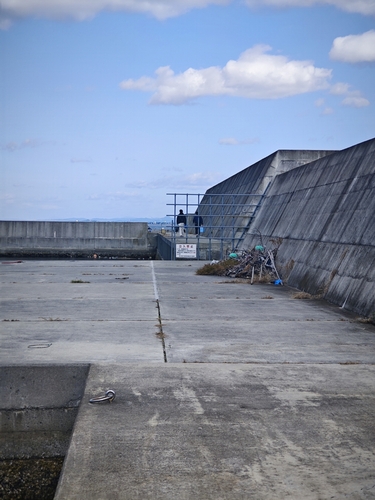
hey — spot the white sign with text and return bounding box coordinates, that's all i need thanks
[176,244,197,259]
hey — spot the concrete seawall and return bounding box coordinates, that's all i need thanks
[199,149,335,242]
[0,221,157,258]
[241,138,375,318]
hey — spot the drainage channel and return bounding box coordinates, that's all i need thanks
[0,365,89,500]
[151,261,167,363]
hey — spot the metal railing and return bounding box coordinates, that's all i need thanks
[166,191,268,260]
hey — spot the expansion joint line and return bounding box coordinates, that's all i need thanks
[151,261,167,363]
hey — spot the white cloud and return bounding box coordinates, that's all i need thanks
[1,0,374,27]
[341,96,370,107]
[120,45,331,105]
[330,30,375,63]
[0,0,230,26]
[244,0,375,16]
[330,82,370,107]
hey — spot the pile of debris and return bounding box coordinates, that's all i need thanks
[225,246,282,283]
[197,245,282,284]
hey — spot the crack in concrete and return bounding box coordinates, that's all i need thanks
[150,261,167,363]
[156,299,167,363]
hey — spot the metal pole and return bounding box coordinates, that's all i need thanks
[231,194,235,252]
[220,194,224,260]
[196,193,201,260]
[209,194,212,260]
[185,193,188,242]
[172,193,177,260]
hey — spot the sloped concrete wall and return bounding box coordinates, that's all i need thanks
[241,138,375,318]
[0,221,156,258]
[198,150,335,241]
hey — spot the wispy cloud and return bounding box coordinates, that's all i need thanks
[314,98,334,115]
[0,193,15,204]
[330,82,370,107]
[125,171,219,190]
[71,157,93,163]
[321,107,334,115]
[1,139,42,152]
[0,0,230,27]
[244,0,375,16]
[1,0,374,28]
[88,191,140,201]
[219,138,240,145]
[120,45,331,105]
[0,18,12,30]
[341,96,370,107]
[219,137,260,145]
[161,166,184,173]
[330,30,375,63]
[40,204,60,210]
[330,83,350,95]
[184,172,218,186]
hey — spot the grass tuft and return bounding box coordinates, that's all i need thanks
[356,313,375,325]
[196,259,235,276]
[292,291,313,299]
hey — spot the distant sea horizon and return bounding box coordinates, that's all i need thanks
[1,217,173,223]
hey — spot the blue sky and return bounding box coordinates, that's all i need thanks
[1,0,374,220]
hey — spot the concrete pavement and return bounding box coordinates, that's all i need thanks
[1,260,163,364]
[1,259,375,499]
[56,363,375,500]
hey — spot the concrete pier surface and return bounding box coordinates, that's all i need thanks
[1,259,375,499]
